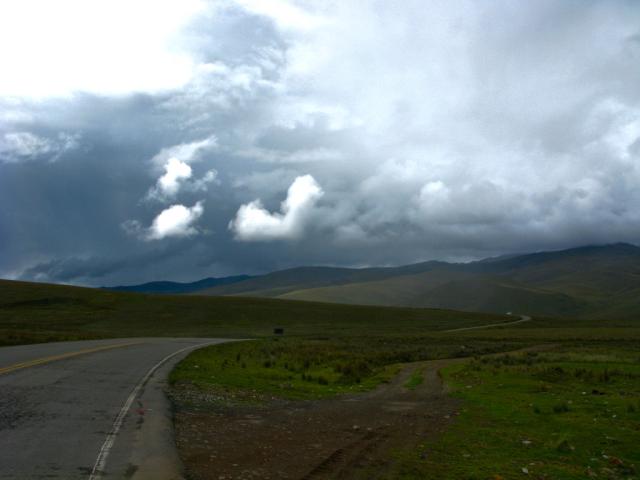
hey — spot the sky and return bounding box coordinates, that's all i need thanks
[1,0,640,286]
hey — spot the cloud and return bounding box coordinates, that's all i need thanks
[154,157,193,198]
[147,136,217,199]
[233,0,326,31]
[0,131,79,163]
[147,202,204,240]
[4,1,640,285]
[191,169,218,192]
[230,174,323,240]
[150,136,217,167]
[0,0,205,97]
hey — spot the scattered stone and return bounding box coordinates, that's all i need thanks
[608,456,623,467]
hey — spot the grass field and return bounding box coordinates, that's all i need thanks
[169,336,521,400]
[170,327,640,479]
[393,346,640,479]
[0,279,514,346]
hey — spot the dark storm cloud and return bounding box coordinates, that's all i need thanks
[1,1,640,285]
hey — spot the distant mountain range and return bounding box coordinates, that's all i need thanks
[107,243,640,319]
[104,275,252,294]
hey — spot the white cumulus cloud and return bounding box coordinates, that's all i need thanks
[147,202,204,240]
[155,157,192,198]
[147,135,217,199]
[230,174,323,241]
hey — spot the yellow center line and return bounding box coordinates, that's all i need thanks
[0,342,142,376]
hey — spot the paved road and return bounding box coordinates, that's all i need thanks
[443,314,532,333]
[0,337,233,479]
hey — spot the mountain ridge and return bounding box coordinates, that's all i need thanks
[194,243,640,319]
[101,243,640,318]
[104,275,252,294]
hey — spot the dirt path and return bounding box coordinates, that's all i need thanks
[172,359,462,480]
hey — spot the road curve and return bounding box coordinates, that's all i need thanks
[0,337,234,479]
[443,315,532,333]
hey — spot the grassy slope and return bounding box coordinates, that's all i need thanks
[195,262,443,297]
[218,245,640,319]
[280,270,586,316]
[0,279,511,346]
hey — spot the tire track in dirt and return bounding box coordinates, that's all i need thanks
[300,430,388,480]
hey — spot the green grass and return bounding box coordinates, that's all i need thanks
[391,345,640,479]
[169,336,522,401]
[0,279,515,346]
[170,332,640,478]
[404,367,425,390]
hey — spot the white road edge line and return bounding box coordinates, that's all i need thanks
[88,342,215,480]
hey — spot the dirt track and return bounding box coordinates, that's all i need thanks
[172,359,462,480]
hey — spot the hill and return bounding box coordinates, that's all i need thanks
[0,278,511,346]
[104,275,252,294]
[198,243,640,318]
[194,262,445,297]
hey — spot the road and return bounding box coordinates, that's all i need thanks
[0,337,233,479]
[443,314,532,333]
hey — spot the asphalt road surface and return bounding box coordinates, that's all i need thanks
[0,337,233,479]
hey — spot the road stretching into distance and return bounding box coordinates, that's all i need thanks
[443,314,532,333]
[0,337,233,479]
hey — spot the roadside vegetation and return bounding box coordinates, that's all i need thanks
[169,336,520,401]
[393,345,640,479]
[404,366,426,390]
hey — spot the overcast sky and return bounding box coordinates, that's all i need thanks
[1,0,640,286]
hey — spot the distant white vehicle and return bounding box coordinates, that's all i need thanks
[506,312,512,315]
